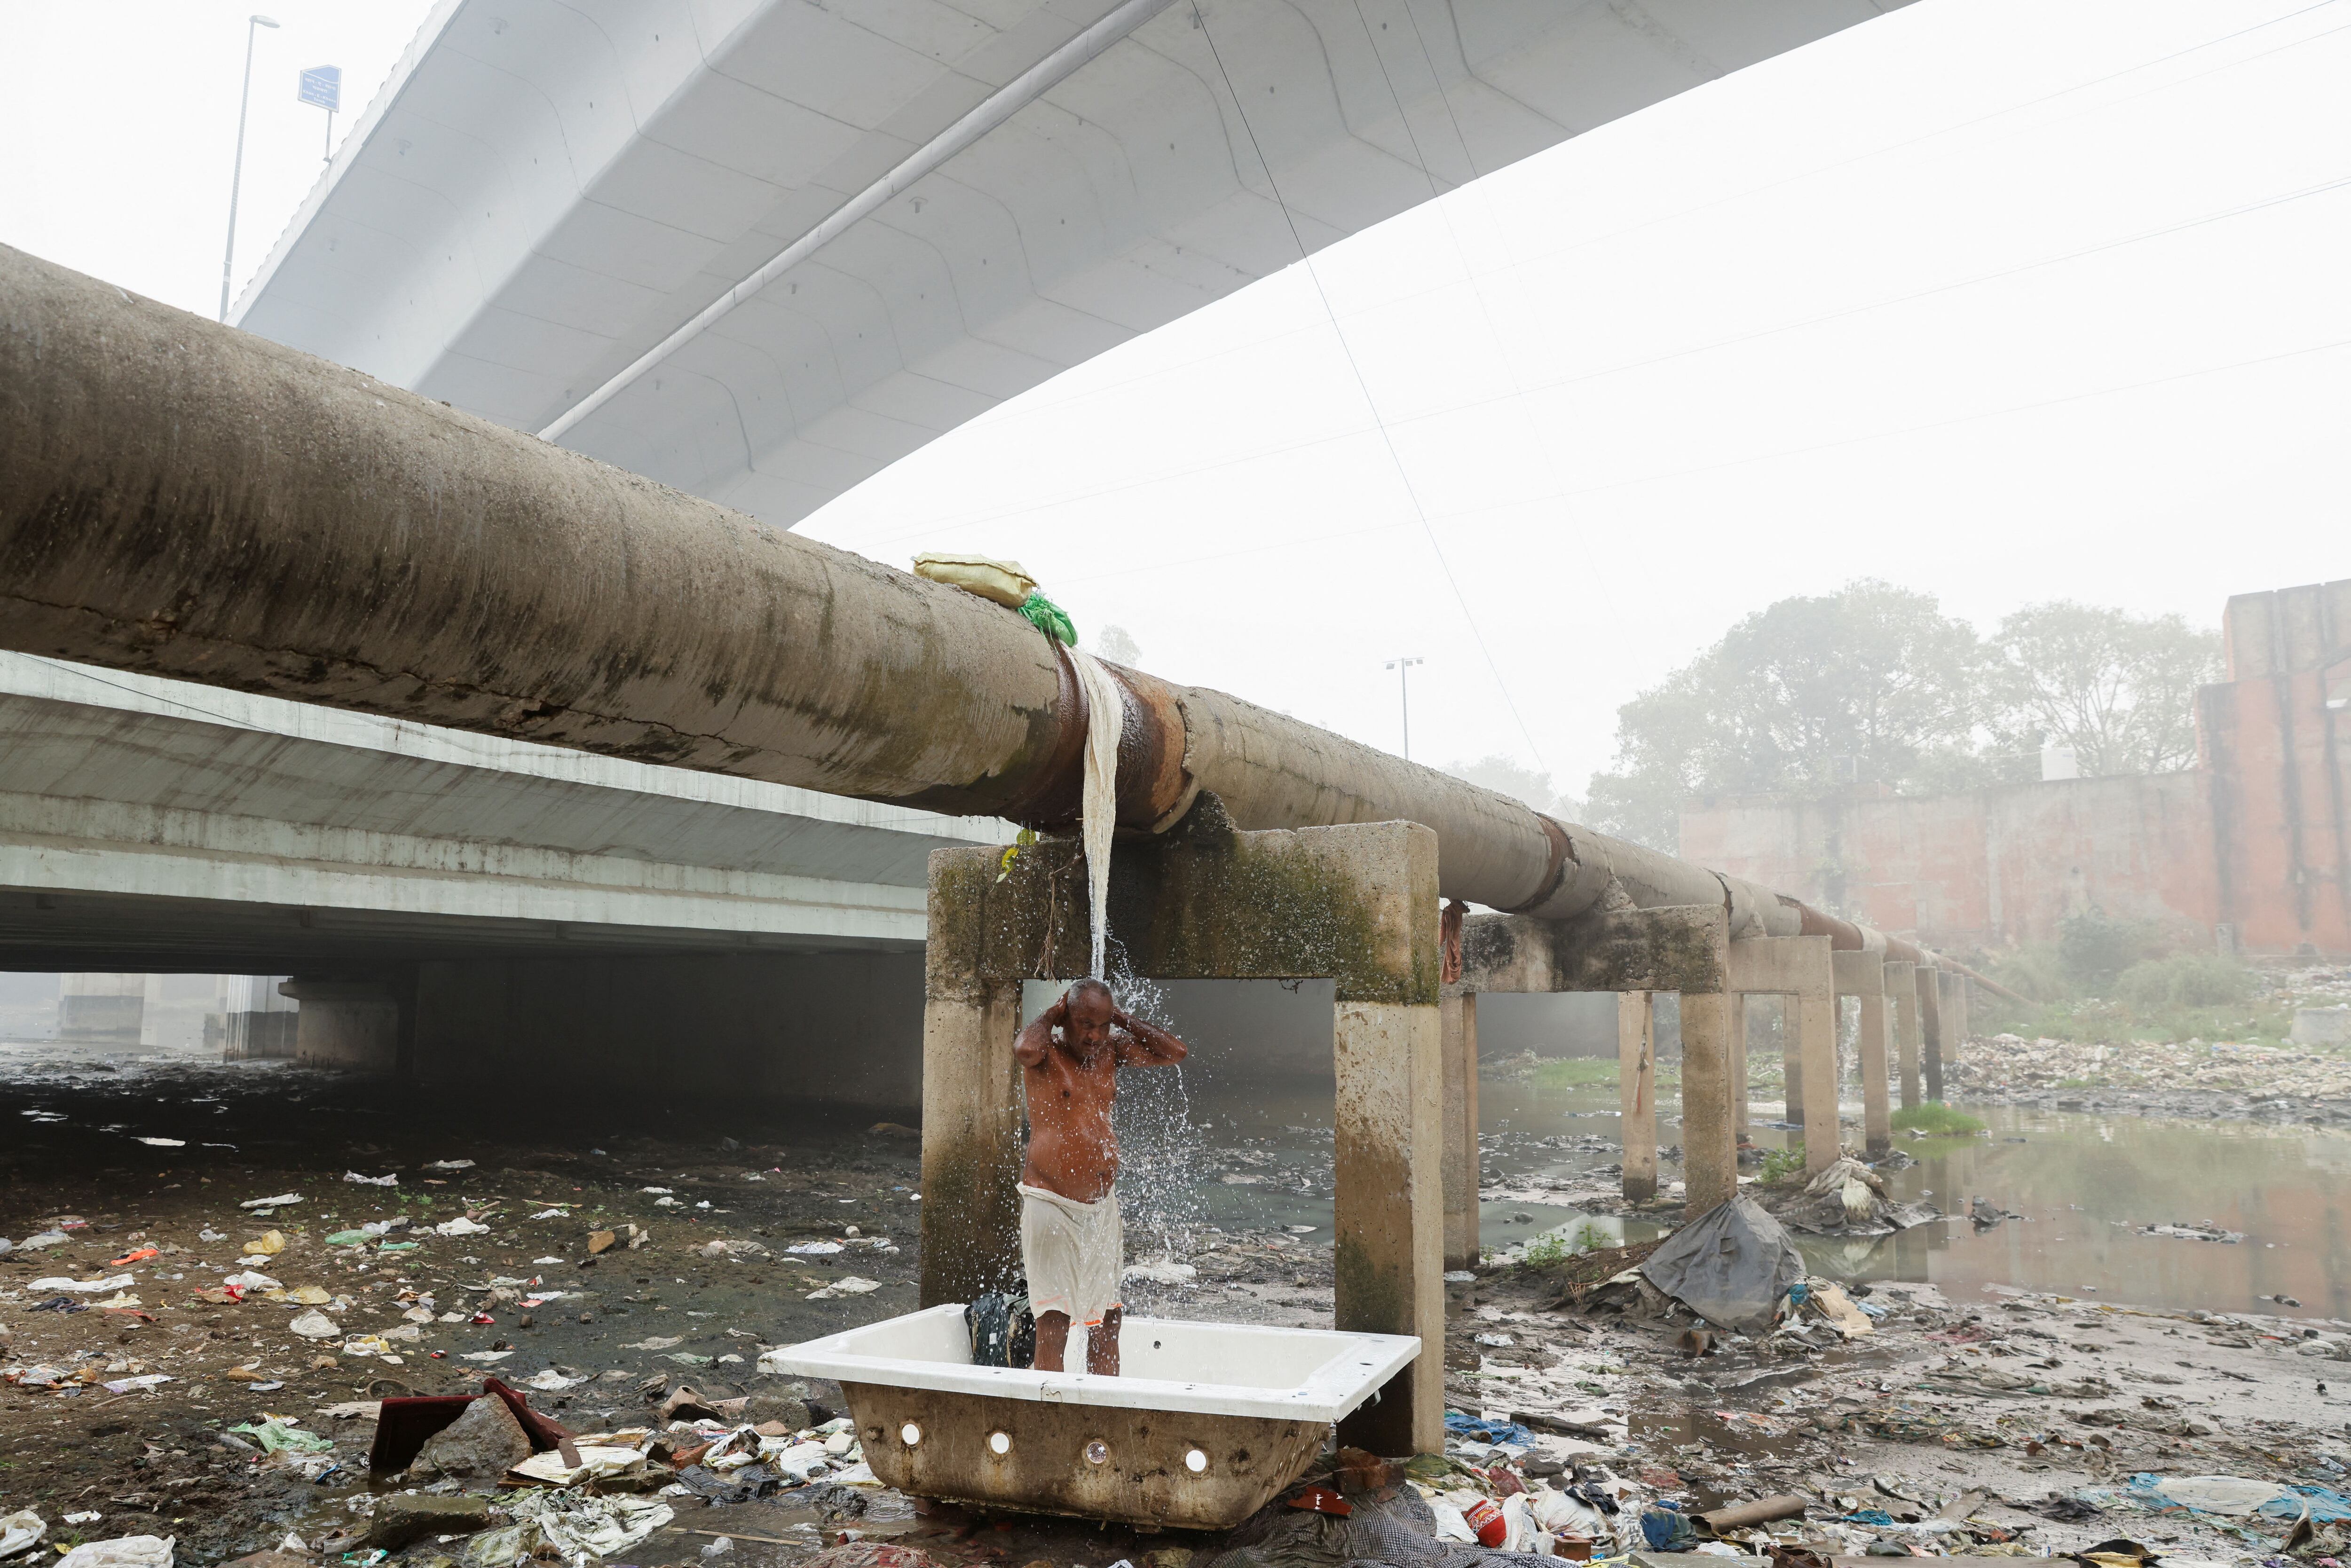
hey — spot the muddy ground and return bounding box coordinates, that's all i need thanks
[1,1057,2343,1568]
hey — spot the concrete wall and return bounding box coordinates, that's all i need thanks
[409,951,928,1115]
[1680,580,2350,959]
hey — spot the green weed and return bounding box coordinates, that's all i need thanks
[1533,1057,1619,1090]
[1890,1102,1987,1136]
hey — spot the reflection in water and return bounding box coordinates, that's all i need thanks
[1161,1072,2351,1320]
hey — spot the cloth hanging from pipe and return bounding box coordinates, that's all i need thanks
[1069,649,1122,978]
[1441,899,1467,985]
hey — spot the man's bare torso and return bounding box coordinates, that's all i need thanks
[1015,984,1188,1204]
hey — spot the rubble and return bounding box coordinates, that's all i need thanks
[409,1394,534,1479]
[1950,964,2351,1116]
[364,1494,493,1550]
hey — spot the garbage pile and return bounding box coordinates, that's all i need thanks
[1952,1020,2351,1103]
[1759,1156,1939,1238]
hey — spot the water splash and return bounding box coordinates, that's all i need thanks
[1106,950,1209,1269]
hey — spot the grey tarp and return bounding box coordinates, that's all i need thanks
[1638,1196,1804,1332]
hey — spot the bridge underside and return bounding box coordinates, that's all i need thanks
[0,654,999,1102]
[0,887,916,976]
[238,0,1906,527]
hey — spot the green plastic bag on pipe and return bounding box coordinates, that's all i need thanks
[1020,591,1076,646]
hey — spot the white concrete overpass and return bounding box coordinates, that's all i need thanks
[234,0,1907,527]
[0,653,1005,1098]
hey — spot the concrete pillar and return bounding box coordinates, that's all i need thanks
[59,973,144,1046]
[1836,952,1893,1158]
[1794,953,1839,1174]
[1778,996,1804,1126]
[1946,973,1971,1053]
[1918,966,1945,1101]
[135,974,167,1048]
[213,974,298,1060]
[917,979,1028,1308]
[1886,961,1919,1109]
[1679,991,1737,1212]
[280,977,403,1072]
[1727,993,1750,1143]
[1332,999,1444,1458]
[1439,993,1480,1272]
[1617,992,1657,1202]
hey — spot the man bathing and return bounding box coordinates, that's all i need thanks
[1014,978,1188,1374]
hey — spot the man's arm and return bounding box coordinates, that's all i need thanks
[1014,998,1065,1067]
[1112,1009,1189,1066]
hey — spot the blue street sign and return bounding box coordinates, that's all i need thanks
[298,65,341,112]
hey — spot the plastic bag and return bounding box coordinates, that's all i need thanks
[1020,591,1076,646]
[913,553,1036,608]
[0,1512,46,1562]
[57,1538,173,1568]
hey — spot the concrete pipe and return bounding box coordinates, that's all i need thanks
[0,244,1976,961]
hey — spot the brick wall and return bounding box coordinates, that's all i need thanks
[1678,579,2350,958]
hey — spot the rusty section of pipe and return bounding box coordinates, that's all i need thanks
[0,244,1991,977]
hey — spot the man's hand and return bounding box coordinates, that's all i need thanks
[1112,1009,1189,1066]
[1014,1000,1065,1067]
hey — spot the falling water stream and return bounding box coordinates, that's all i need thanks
[1068,648,1123,982]
[1064,650,1213,1273]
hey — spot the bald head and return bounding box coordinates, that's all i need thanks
[1062,977,1117,1052]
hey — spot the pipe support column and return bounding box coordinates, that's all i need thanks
[1679,992,1737,1213]
[1440,993,1480,1273]
[1618,993,1657,1203]
[1885,961,1919,1110]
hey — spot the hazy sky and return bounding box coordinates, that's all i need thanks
[5,0,2346,801]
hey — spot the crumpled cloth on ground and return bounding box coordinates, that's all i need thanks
[464,1489,672,1567]
[673,1464,785,1504]
[1443,1415,1532,1448]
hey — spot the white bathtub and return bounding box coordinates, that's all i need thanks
[767,1305,1418,1528]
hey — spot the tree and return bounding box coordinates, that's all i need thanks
[1093,624,1143,668]
[1984,602,2219,777]
[1444,754,1584,822]
[1585,581,1984,849]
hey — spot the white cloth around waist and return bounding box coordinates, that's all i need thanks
[1018,1181,1123,1326]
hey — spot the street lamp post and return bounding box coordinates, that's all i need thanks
[1384,656,1424,760]
[220,13,281,323]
